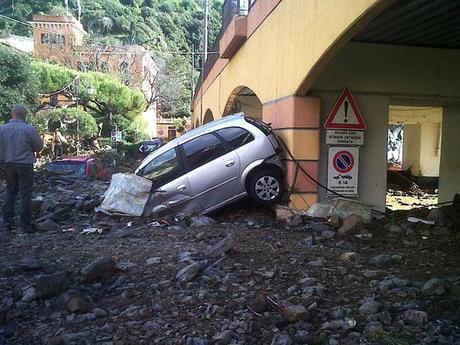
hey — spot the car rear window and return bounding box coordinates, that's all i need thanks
[244,117,272,135]
[47,161,86,177]
[215,127,254,149]
[182,134,226,171]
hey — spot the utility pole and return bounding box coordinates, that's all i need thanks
[64,0,69,15]
[203,0,209,62]
[76,0,82,21]
[200,0,209,120]
[74,77,81,156]
[190,45,195,103]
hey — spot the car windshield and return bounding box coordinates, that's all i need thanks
[47,161,86,177]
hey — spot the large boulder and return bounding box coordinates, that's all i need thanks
[338,215,364,234]
[205,237,236,257]
[80,257,117,282]
[176,261,207,283]
[422,278,445,296]
[278,301,309,322]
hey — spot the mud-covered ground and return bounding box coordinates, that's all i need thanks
[1,186,460,345]
[0,165,460,345]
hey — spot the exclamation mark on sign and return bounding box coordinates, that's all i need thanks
[344,101,348,123]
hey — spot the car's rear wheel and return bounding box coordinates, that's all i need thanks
[248,169,284,205]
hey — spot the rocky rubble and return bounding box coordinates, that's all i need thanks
[1,176,460,344]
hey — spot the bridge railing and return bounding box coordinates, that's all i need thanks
[195,0,257,98]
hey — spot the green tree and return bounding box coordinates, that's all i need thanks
[0,44,39,122]
[32,61,147,136]
[0,0,224,118]
[174,117,187,133]
[34,107,98,140]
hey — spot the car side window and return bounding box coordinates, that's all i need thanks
[141,148,181,185]
[94,159,103,171]
[88,161,97,176]
[216,127,254,149]
[183,134,226,171]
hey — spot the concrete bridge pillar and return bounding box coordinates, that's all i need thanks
[439,105,460,203]
[263,96,321,210]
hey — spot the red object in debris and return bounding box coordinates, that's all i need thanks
[47,156,110,180]
[387,162,403,171]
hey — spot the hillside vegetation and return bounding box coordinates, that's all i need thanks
[0,0,223,117]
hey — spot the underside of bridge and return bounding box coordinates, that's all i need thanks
[193,0,460,211]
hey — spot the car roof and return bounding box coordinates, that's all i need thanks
[160,113,246,150]
[136,113,248,171]
[176,113,246,144]
[53,156,95,163]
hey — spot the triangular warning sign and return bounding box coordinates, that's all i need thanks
[324,88,366,130]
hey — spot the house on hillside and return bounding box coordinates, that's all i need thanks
[28,14,177,140]
[0,34,34,53]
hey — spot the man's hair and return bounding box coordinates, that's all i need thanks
[11,104,27,120]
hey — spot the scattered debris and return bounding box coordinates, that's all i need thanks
[422,277,446,296]
[338,214,364,234]
[0,172,459,344]
[22,272,70,302]
[205,237,236,257]
[190,215,217,228]
[80,257,117,282]
[97,173,152,216]
[176,260,207,284]
[278,301,309,322]
[307,198,372,223]
[408,216,435,225]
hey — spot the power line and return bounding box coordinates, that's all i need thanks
[0,14,217,58]
[0,0,13,10]
[0,13,79,42]
[161,51,219,55]
[38,75,79,97]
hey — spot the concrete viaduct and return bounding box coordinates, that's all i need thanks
[192,0,460,211]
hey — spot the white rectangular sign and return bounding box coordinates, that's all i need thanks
[327,146,359,197]
[111,131,123,142]
[326,130,364,145]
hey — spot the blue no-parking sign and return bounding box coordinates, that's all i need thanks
[327,146,359,196]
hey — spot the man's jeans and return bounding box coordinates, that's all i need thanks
[2,164,34,227]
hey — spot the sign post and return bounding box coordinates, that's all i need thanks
[324,88,365,198]
[111,131,123,142]
[326,129,364,145]
[324,88,366,130]
[327,146,359,197]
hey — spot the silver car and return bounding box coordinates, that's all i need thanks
[135,113,284,215]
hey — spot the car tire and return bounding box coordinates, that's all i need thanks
[248,169,284,205]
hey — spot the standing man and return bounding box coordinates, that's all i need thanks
[0,105,43,232]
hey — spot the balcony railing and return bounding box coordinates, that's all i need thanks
[157,117,175,124]
[195,0,257,97]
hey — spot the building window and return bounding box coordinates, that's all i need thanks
[41,33,65,45]
[100,61,110,72]
[78,61,88,72]
[120,61,130,85]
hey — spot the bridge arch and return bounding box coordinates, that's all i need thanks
[223,86,262,120]
[203,109,214,124]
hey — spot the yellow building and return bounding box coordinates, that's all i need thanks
[193,0,460,211]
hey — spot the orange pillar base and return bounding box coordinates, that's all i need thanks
[263,96,321,210]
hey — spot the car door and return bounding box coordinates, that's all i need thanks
[215,127,256,194]
[87,160,97,177]
[138,147,200,215]
[182,133,240,211]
